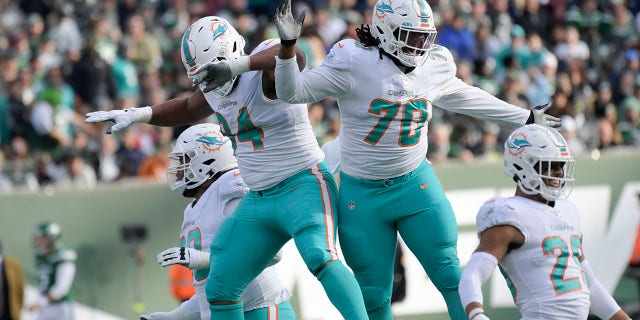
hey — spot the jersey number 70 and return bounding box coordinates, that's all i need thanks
[364,98,429,147]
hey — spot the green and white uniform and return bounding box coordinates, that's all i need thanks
[35,248,76,320]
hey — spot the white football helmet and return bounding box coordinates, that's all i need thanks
[166,123,237,195]
[504,124,575,201]
[180,16,246,97]
[370,0,437,67]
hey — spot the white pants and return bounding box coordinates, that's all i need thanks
[37,301,74,320]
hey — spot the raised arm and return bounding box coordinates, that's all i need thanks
[189,41,305,97]
[272,0,351,103]
[85,89,212,134]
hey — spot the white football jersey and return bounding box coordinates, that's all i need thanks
[202,39,323,191]
[275,39,530,179]
[179,169,291,312]
[476,196,590,319]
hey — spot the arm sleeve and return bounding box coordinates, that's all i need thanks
[459,251,498,309]
[189,249,211,270]
[582,259,622,320]
[274,56,351,104]
[48,261,75,300]
[432,77,530,127]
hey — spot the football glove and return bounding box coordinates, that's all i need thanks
[468,308,490,320]
[157,247,210,270]
[85,107,152,134]
[531,103,561,128]
[139,312,172,320]
[274,0,306,43]
[190,56,250,93]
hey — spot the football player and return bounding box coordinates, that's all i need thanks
[189,0,560,319]
[140,123,294,320]
[458,124,631,320]
[85,16,367,319]
[31,222,76,320]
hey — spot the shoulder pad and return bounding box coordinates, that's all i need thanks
[475,197,526,237]
[251,38,280,54]
[53,248,77,263]
[423,45,457,80]
[219,170,249,201]
[322,39,360,70]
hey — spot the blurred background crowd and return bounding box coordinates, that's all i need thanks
[0,0,639,193]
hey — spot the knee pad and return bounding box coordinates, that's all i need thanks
[431,262,463,293]
[300,246,333,275]
[361,286,391,313]
[206,277,242,303]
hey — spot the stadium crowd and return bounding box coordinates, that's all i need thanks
[0,0,639,192]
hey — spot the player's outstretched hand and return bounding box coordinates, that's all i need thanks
[157,247,210,269]
[85,107,151,134]
[190,61,232,93]
[532,103,561,128]
[157,247,191,267]
[274,0,306,43]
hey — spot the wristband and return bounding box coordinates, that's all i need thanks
[228,56,250,77]
[189,249,211,270]
[280,39,297,46]
[469,307,485,320]
[129,106,152,124]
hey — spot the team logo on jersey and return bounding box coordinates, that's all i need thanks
[326,52,336,63]
[234,179,249,192]
[197,131,228,152]
[348,201,356,210]
[375,1,394,19]
[483,207,495,218]
[506,132,532,156]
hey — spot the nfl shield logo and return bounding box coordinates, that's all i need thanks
[348,201,355,210]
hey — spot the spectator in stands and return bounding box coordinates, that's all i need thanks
[110,43,140,109]
[115,128,145,179]
[619,96,640,146]
[137,144,170,182]
[553,25,590,68]
[437,11,477,63]
[493,25,531,78]
[513,0,552,39]
[122,14,162,75]
[55,150,97,189]
[29,66,76,155]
